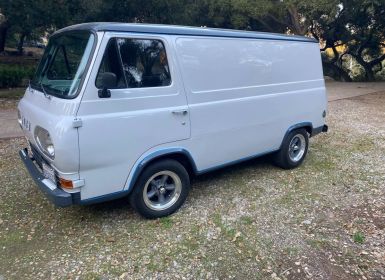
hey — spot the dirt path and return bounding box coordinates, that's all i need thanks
[0,109,23,139]
[327,81,385,101]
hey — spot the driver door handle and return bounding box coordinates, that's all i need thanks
[172,110,188,116]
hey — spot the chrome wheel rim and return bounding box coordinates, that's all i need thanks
[288,134,306,162]
[143,171,182,211]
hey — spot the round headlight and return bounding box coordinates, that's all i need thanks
[46,144,55,157]
[34,126,55,159]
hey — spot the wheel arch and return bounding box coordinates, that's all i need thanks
[280,122,313,149]
[126,148,197,193]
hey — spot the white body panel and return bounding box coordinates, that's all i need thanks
[18,89,80,181]
[174,37,326,170]
[18,28,327,203]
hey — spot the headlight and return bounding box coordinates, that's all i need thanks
[34,126,55,159]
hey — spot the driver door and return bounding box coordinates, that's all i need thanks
[76,33,190,200]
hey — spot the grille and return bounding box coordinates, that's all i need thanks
[30,143,45,169]
[30,143,60,186]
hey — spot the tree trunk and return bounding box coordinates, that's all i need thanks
[287,5,307,35]
[353,54,376,82]
[17,33,26,55]
[322,45,352,82]
[0,21,9,53]
[322,61,352,82]
[363,64,375,82]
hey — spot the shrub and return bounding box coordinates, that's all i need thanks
[0,65,35,88]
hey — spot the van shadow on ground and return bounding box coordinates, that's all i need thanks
[83,154,275,214]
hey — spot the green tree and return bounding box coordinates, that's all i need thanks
[0,0,62,52]
[308,1,353,81]
[0,11,8,52]
[0,0,103,53]
[308,0,385,81]
[247,0,385,81]
[1,0,384,81]
[344,0,385,81]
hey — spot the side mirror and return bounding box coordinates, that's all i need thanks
[98,72,117,98]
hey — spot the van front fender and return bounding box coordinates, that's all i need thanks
[124,147,197,193]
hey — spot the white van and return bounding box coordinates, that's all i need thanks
[18,23,328,218]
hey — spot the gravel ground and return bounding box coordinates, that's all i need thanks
[1,93,385,280]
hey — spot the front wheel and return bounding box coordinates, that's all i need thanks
[273,128,309,170]
[129,159,190,219]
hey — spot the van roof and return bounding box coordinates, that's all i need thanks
[55,22,318,43]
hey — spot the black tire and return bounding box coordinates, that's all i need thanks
[273,128,309,170]
[129,159,190,219]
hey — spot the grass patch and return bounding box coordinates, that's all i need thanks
[0,230,25,247]
[83,272,104,280]
[353,231,365,244]
[213,213,241,242]
[240,216,253,225]
[282,246,300,257]
[306,152,336,172]
[349,137,375,154]
[0,88,25,99]
[307,238,331,249]
[159,216,174,229]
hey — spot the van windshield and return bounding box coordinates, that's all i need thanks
[31,31,95,98]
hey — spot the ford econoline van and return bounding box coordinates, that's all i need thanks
[18,23,328,218]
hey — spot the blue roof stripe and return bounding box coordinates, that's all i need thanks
[55,22,318,43]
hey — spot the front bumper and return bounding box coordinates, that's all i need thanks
[19,148,79,207]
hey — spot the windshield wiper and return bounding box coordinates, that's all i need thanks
[40,83,52,100]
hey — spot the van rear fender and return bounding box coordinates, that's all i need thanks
[126,148,197,193]
[280,122,313,149]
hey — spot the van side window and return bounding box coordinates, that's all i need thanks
[116,38,171,88]
[96,39,126,89]
[96,38,171,89]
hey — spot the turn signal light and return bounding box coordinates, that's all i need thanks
[59,178,74,189]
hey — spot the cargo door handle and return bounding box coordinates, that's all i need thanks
[172,110,188,116]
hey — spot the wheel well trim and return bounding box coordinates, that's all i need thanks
[80,124,315,205]
[125,147,198,193]
[280,122,313,149]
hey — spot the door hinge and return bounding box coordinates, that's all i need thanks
[72,118,83,128]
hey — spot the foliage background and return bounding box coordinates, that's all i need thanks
[0,0,384,83]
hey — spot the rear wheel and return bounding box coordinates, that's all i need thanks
[129,159,190,219]
[273,128,309,169]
